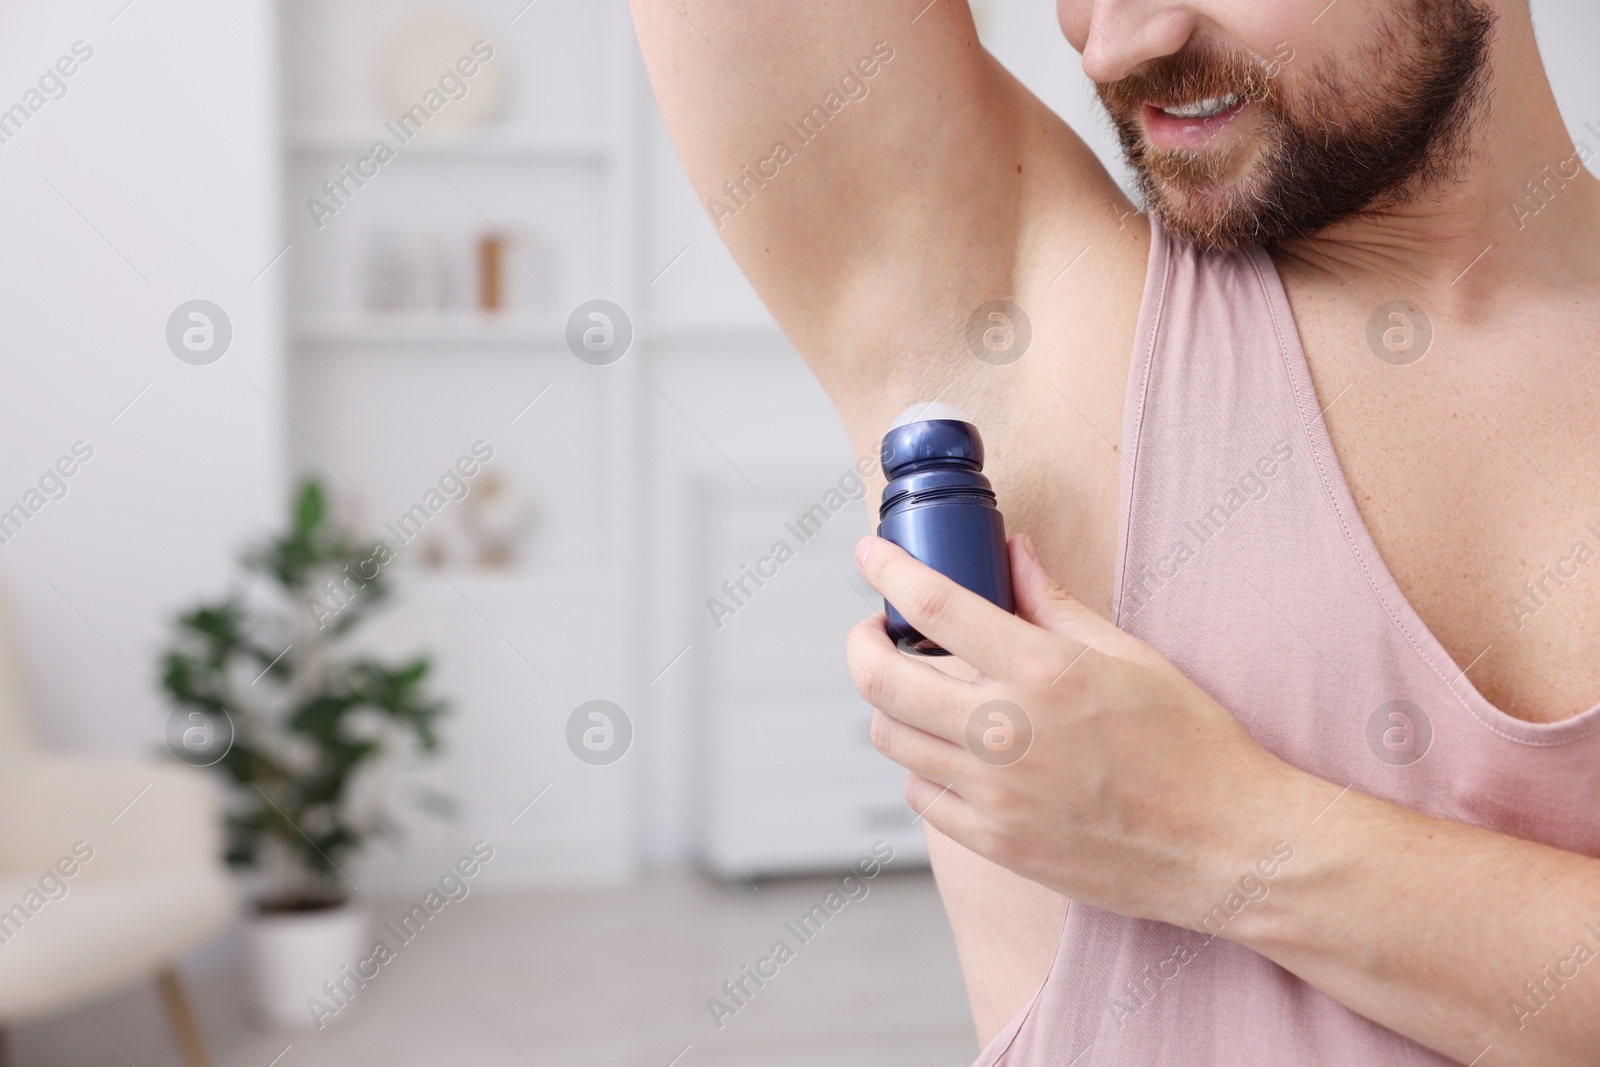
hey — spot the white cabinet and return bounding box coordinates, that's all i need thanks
[690,479,929,877]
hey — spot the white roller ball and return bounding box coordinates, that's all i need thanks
[890,401,970,429]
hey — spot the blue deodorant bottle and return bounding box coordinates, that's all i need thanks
[876,403,1016,655]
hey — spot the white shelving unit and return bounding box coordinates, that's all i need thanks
[290,312,571,347]
[278,0,645,891]
[285,123,616,164]
[278,0,924,887]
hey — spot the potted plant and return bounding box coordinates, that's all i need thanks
[159,480,449,1030]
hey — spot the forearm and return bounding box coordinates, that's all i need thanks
[1220,766,1600,1065]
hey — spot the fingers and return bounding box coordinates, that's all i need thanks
[1009,535,1156,670]
[902,772,981,848]
[847,613,975,744]
[870,708,967,786]
[1009,534,1096,642]
[855,536,1052,678]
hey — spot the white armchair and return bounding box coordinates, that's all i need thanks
[0,590,235,1065]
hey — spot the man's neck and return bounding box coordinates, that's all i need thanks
[1275,5,1600,319]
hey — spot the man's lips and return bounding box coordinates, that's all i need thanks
[1140,98,1250,151]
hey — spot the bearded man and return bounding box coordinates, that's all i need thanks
[633,1,1600,1062]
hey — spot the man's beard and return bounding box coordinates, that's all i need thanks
[1096,0,1497,252]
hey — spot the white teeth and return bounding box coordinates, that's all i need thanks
[1161,92,1240,120]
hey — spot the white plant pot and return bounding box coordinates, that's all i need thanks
[245,904,369,1031]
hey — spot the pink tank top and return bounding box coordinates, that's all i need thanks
[973,217,1600,1065]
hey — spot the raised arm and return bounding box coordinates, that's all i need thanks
[636,5,1153,1042]
[631,0,1142,419]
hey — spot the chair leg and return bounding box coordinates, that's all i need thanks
[155,968,212,1067]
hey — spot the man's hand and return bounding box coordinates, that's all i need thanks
[852,533,1600,1064]
[847,532,1305,926]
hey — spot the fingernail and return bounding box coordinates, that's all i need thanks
[1021,534,1041,564]
[855,537,875,569]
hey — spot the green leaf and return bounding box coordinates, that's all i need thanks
[155,473,452,897]
[294,481,326,540]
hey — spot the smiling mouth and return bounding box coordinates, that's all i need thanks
[1139,93,1251,151]
[1158,93,1241,120]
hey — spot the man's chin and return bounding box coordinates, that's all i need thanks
[1138,150,1275,252]
[1143,191,1263,252]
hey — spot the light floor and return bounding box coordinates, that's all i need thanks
[12,870,980,1067]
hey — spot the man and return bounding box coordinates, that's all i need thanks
[633,0,1600,1062]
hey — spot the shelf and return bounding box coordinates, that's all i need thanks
[293,313,800,350]
[647,319,790,349]
[291,312,568,347]
[285,123,614,164]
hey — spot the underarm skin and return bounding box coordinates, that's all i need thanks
[924,822,1066,1047]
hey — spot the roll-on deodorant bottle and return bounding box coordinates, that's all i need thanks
[876,403,1015,655]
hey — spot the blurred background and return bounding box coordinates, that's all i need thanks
[0,0,1596,1064]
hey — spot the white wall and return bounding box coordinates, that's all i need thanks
[1530,0,1600,147]
[0,0,284,752]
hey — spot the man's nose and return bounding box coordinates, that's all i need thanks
[1070,0,1201,83]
